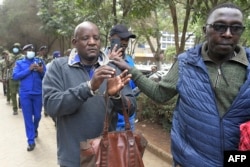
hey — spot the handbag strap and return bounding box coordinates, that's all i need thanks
[103,94,132,135]
[101,94,143,167]
[122,96,132,131]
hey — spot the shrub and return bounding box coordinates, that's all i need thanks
[136,93,177,132]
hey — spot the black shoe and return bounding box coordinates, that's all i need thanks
[13,111,18,115]
[35,130,38,138]
[44,112,48,117]
[27,143,36,151]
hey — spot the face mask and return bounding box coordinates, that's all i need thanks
[26,51,35,59]
[12,47,19,53]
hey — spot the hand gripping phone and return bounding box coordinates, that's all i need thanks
[110,38,121,51]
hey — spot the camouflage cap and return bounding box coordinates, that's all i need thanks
[2,50,9,54]
[13,43,21,47]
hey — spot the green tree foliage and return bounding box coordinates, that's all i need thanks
[191,0,250,46]
[1,0,250,52]
[37,0,81,51]
[165,46,177,62]
[0,0,42,49]
[137,93,177,131]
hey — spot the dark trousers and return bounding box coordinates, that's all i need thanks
[3,81,7,96]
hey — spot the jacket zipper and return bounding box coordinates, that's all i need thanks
[214,66,221,88]
[214,65,229,88]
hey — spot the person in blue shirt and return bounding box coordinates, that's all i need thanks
[12,44,46,151]
[108,24,138,131]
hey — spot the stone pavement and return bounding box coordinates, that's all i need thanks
[0,83,172,167]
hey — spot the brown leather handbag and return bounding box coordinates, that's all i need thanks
[80,96,148,167]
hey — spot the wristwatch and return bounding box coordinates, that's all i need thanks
[87,81,99,95]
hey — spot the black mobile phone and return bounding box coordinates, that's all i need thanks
[38,60,43,66]
[110,38,121,51]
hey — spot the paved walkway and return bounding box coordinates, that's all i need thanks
[0,86,57,166]
[0,82,171,167]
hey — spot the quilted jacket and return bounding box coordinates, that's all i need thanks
[171,45,250,167]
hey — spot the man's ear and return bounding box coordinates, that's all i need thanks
[71,38,76,45]
[202,26,207,34]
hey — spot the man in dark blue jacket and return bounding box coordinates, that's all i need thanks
[113,3,250,166]
[12,44,46,151]
[108,24,138,131]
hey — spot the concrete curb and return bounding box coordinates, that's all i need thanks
[146,141,173,164]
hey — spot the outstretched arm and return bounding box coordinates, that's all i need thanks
[110,57,131,71]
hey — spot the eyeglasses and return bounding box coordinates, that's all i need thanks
[206,23,245,35]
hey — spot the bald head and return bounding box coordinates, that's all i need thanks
[71,21,101,64]
[74,21,99,39]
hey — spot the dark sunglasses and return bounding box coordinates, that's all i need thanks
[206,23,245,35]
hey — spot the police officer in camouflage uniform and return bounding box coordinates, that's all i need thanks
[37,45,51,64]
[8,43,24,115]
[0,50,7,96]
[37,45,51,116]
[1,50,12,103]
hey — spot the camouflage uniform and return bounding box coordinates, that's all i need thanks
[37,46,52,65]
[0,46,5,83]
[0,55,7,96]
[7,43,24,115]
[1,50,12,101]
[37,46,51,116]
